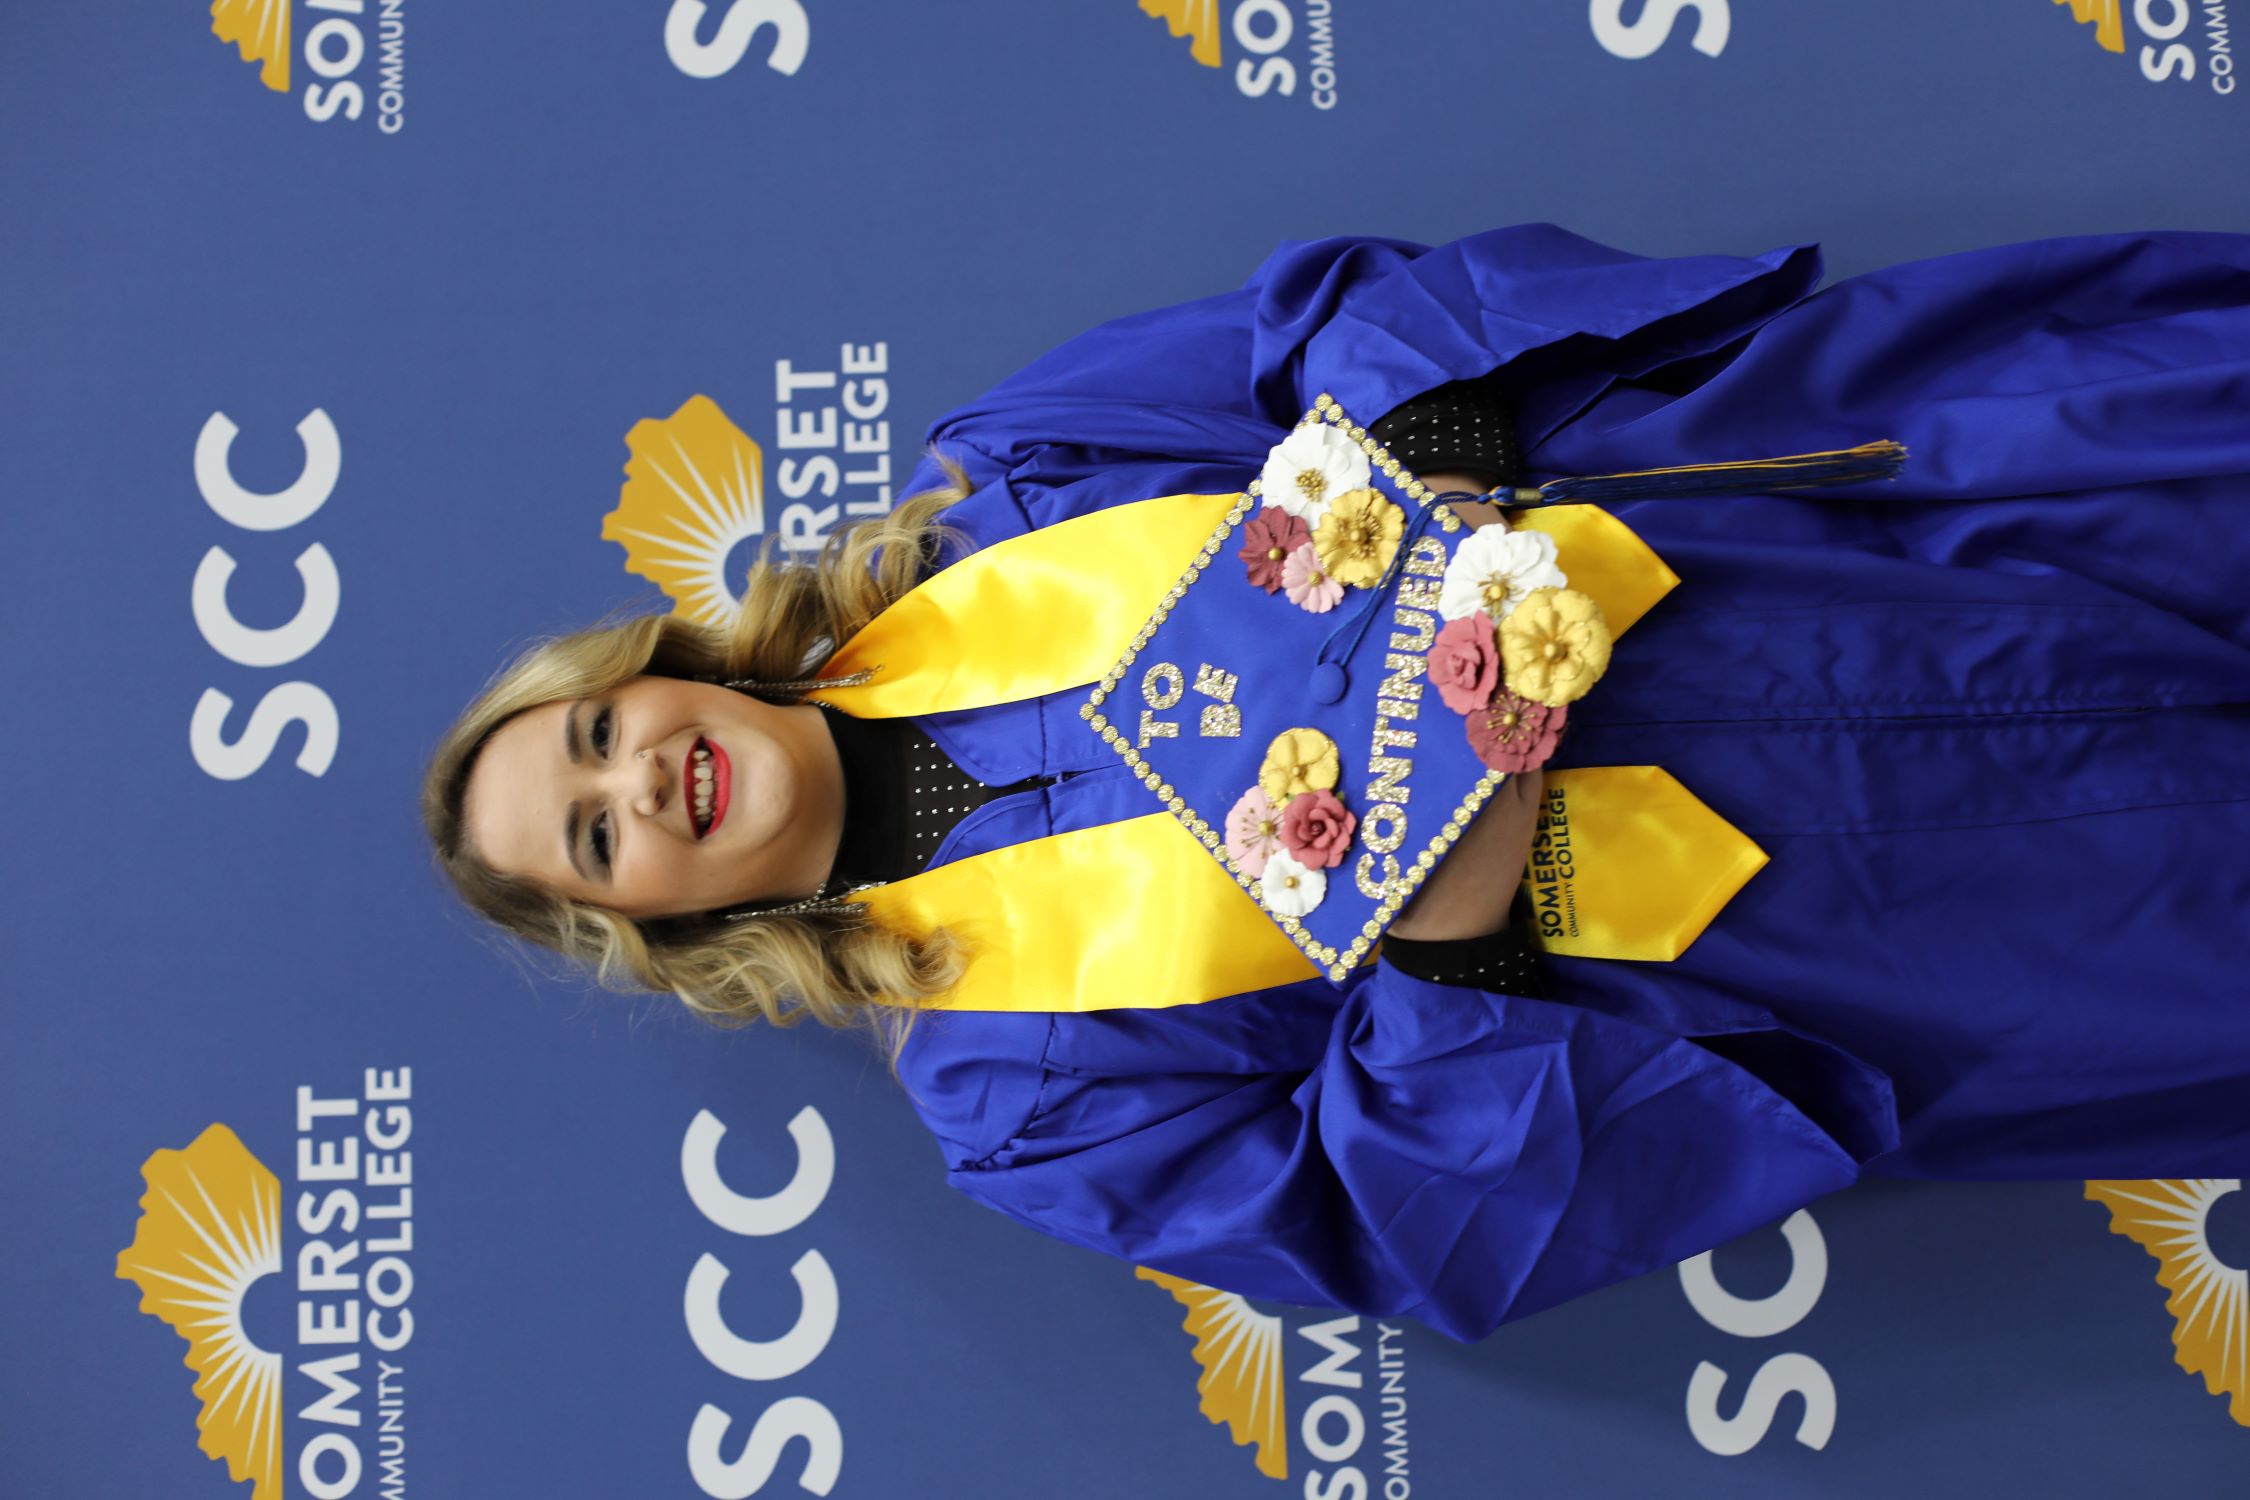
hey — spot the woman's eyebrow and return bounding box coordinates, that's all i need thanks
[562,703,590,879]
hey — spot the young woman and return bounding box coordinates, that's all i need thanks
[426,223,2250,1340]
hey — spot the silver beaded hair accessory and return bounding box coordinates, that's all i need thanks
[718,666,879,698]
[718,879,886,923]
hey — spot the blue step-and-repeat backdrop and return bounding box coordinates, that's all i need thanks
[4,3,2247,1496]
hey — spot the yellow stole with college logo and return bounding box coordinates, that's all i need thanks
[802,492,1768,1011]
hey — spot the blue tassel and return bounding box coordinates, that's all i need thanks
[1307,494,1451,704]
[1511,439,1908,507]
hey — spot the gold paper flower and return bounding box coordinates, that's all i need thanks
[1258,727,1341,805]
[1311,488,1403,588]
[1499,588,1613,706]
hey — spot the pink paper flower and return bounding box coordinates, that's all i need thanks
[1239,508,1312,594]
[1464,689,1567,774]
[1279,789,1357,870]
[1428,611,1502,715]
[1224,785,1287,878]
[1282,543,1344,613]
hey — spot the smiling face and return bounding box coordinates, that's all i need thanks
[460,676,846,920]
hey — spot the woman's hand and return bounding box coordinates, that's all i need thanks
[1385,769,1546,942]
[1424,470,1512,532]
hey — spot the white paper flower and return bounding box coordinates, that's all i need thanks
[1439,526,1568,622]
[1258,424,1369,529]
[1260,850,1326,917]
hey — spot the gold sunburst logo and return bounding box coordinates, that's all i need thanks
[1138,0,1222,67]
[2087,1178,2250,1425]
[117,1124,285,1498]
[602,395,770,627]
[210,0,292,91]
[1138,1268,1290,1479]
[2050,0,2125,53]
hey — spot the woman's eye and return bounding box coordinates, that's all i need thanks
[593,706,615,757]
[592,811,613,870]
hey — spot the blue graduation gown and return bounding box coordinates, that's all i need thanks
[885,224,2250,1341]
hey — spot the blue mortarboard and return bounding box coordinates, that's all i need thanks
[1080,400,1532,983]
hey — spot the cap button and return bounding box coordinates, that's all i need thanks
[1309,662,1349,704]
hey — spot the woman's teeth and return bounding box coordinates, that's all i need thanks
[692,744,715,834]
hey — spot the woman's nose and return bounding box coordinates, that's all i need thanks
[620,747,666,817]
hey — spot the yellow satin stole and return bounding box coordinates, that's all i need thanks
[803,493,1768,1012]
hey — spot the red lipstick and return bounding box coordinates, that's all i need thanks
[699,737,732,838]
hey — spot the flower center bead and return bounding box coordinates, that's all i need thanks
[1482,581,1509,610]
[1542,641,1563,660]
[1295,469,1326,502]
[1283,876,1299,889]
[1267,547,1284,560]
[1502,710,1521,728]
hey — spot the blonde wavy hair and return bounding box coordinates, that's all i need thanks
[422,456,976,1058]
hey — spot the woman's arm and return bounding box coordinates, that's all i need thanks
[1386,769,1543,941]
[909,225,1822,547]
[935,969,1890,1341]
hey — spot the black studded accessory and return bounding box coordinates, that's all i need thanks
[1382,927,1548,998]
[1382,892,1551,998]
[1367,373,1521,488]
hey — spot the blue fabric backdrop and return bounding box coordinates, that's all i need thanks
[4,2,2247,1495]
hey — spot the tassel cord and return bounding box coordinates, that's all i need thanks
[1311,492,1464,687]
[1511,439,1908,508]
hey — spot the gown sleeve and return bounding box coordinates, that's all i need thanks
[917,960,1896,1343]
[900,223,1824,545]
